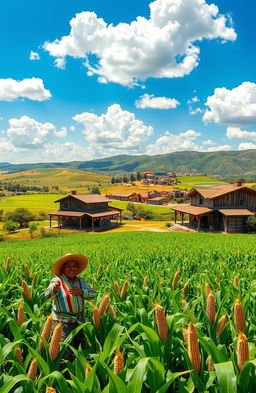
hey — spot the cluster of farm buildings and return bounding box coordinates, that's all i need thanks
[48,181,256,234]
[106,189,187,205]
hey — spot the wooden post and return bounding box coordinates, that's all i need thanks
[50,215,52,228]
[181,212,184,225]
[92,218,94,232]
[198,216,201,231]
[174,210,177,223]
[79,217,82,230]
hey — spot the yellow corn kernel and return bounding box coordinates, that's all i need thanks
[188,322,201,374]
[154,304,168,343]
[49,322,62,360]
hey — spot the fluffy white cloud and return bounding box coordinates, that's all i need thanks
[238,142,256,150]
[227,126,256,141]
[43,0,236,86]
[189,107,203,115]
[42,142,93,161]
[73,104,153,155]
[204,144,231,152]
[0,78,51,101]
[0,138,22,152]
[203,82,256,126]
[6,116,66,149]
[202,139,215,146]
[54,57,66,69]
[29,51,40,60]
[146,129,201,154]
[135,94,179,109]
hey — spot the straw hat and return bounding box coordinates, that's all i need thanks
[52,253,88,276]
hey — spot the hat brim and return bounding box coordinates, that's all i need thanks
[52,254,88,276]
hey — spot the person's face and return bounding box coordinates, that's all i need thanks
[63,261,79,280]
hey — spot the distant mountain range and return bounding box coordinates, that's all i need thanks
[1,150,256,176]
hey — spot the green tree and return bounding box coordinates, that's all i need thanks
[91,187,100,194]
[29,223,37,238]
[3,220,18,233]
[4,208,35,228]
[130,173,136,182]
[0,209,4,221]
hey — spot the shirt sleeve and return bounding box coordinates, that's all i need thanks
[44,277,60,299]
[80,278,97,299]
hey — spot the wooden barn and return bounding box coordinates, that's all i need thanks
[49,191,122,231]
[172,182,256,233]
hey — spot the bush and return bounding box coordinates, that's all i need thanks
[246,216,256,233]
[37,211,48,221]
[40,227,46,238]
[165,222,171,228]
[3,220,18,233]
[29,223,37,238]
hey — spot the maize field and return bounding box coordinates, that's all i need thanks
[0,231,256,392]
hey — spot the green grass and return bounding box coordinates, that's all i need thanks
[177,176,223,183]
[109,200,174,220]
[0,194,62,213]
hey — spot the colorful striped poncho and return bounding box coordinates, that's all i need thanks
[45,274,97,322]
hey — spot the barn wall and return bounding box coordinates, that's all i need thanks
[213,190,256,210]
[226,216,245,233]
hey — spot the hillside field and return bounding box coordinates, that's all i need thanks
[1,231,256,392]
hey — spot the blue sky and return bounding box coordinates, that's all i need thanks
[1,0,256,163]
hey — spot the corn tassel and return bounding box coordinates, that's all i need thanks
[181,298,188,308]
[85,364,92,379]
[49,322,62,360]
[114,350,124,374]
[206,292,215,324]
[234,299,246,332]
[154,304,168,343]
[188,322,201,374]
[172,271,179,289]
[25,264,30,277]
[21,279,31,301]
[114,280,121,297]
[27,358,38,381]
[5,257,10,271]
[108,304,116,319]
[32,272,38,286]
[233,276,239,288]
[205,282,211,297]
[143,276,148,287]
[40,314,53,351]
[208,356,214,372]
[14,346,23,364]
[46,388,56,393]
[237,332,249,371]
[120,280,129,299]
[98,294,110,316]
[17,304,25,327]
[97,265,102,275]
[93,306,101,329]
[216,314,227,337]
[183,282,189,294]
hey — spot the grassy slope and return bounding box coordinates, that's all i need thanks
[1,168,111,192]
[0,194,60,213]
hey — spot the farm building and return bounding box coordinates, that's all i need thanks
[172,182,256,233]
[49,191,122,231]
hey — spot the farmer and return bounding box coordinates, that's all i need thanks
[45,253,97,361]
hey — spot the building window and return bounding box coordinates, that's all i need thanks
[239,199,244,206]
[199,197,203,205]
[64,202,68,208]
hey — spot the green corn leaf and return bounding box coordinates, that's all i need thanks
[215,361,237,393]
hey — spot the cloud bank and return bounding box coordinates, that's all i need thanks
[0,78,51,102]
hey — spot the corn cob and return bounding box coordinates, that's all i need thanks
[172,270,179,289]
[182,327,188,343]
[17,304,25,327]
[188,322,201,374]
[5,256,10,271]
[25,264,30,277]
[114,350,124,374]
[154,304,168,343]
[205,282,211,297]
[40,314,53,351]
[85,364,92,379]
[49,322,62,360]
[183,281,189,294]
[237,332,249,371]
[216,314,227,337]
[97,265,102,275]
[108,304,116,319]
[143,276,148,287]
[27,358,38,381]
[21,279,31,301]
[93,306,101,329]
[208,356,214,372]
[98,294,110,316]
[14,346,23,364]
[206,292,215,324]
[234,299,246,332]
[120,280,129,299]
[233,276,239,288]
[46,388,56,393]
[114,280,121,297]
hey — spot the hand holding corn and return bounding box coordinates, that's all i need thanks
[69,287,84,296]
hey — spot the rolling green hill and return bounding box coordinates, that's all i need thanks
[1,149,256,176]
